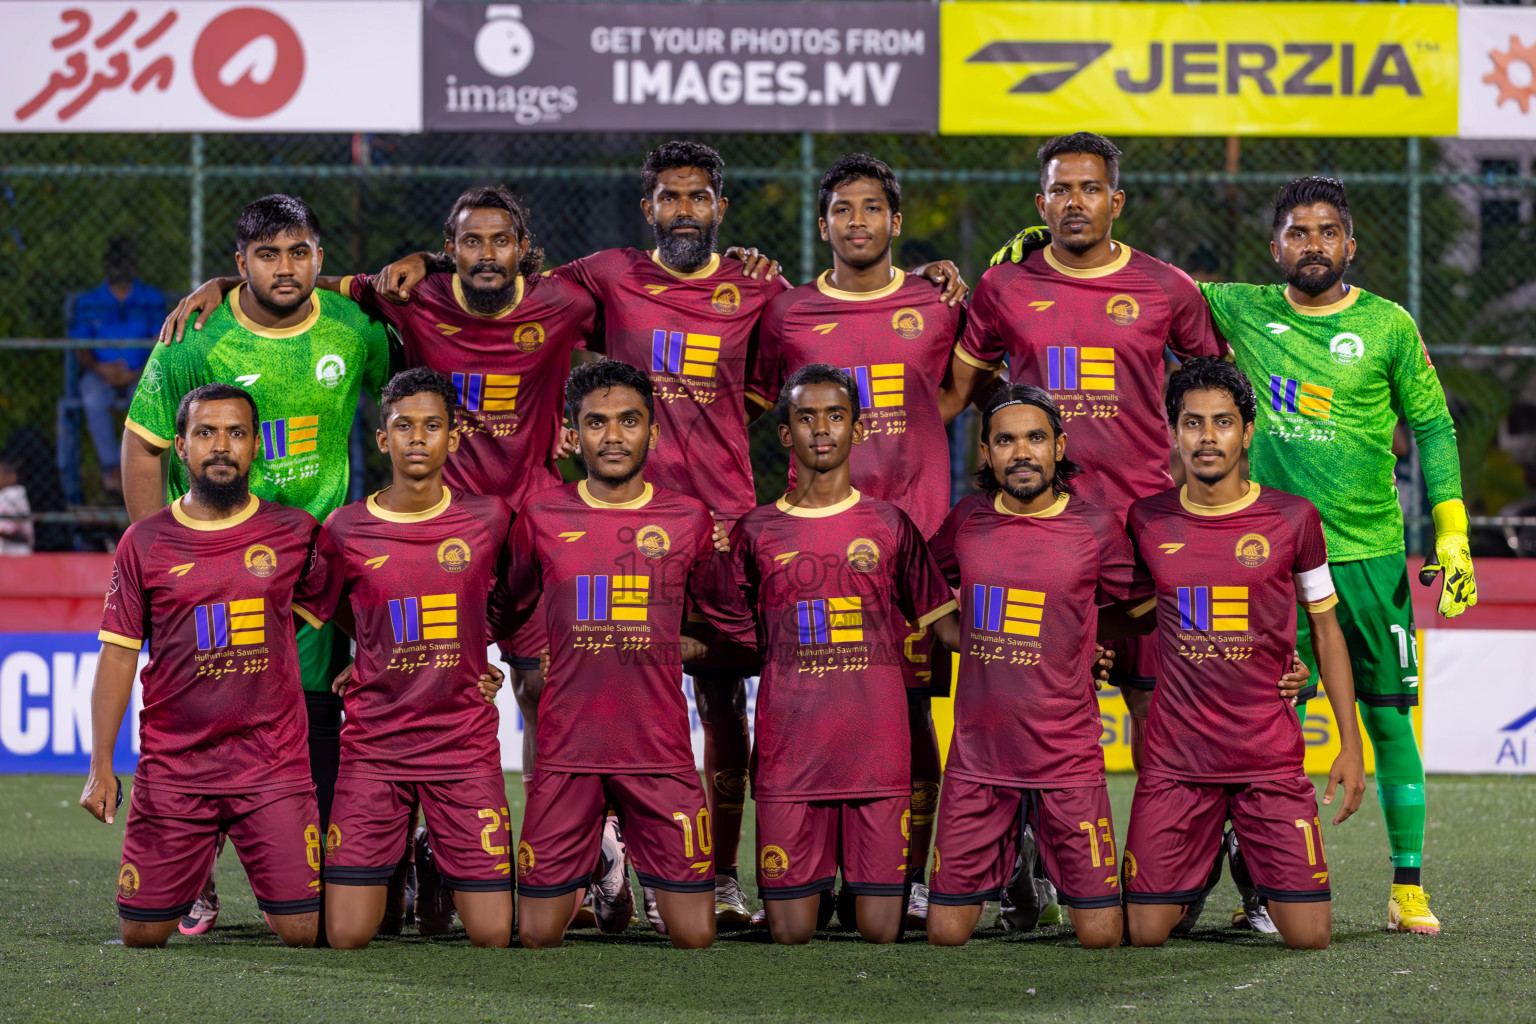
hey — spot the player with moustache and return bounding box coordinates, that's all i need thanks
[753,154,969,927]
[81,383,329,948]
[1119,358,1365,950]
[492,360,724,950]
[692,365,959,945]
[301,368,514,949]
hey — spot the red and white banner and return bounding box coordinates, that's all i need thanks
[1,1,422,132]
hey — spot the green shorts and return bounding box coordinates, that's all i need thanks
[1295,551,1419,708]
[297,620,352,694]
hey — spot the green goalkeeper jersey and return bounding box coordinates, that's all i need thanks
[1199,282,1461,563]
[126,284,395,523]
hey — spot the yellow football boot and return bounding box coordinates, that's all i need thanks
[1387,883,1441,935]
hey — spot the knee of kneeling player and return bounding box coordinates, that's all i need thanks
[926,916,974,947]
[517,926,567,950]
[1073,914,1124,949]
[1125,911,1173,947]
[271,915,318,948]
[1278,918,1331,950]
[466,924,513,949]
[324,921,375,950]
[119,919,176,948]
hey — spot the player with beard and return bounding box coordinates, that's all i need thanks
[492,360,721,950]
[754,154,966,927]
[1198,178,1470,935]
[82,384,329,947]
[125,196,393,935]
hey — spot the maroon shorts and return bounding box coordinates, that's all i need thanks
[517,770,714,897]
[927,777,1121,909]
[116,781,320,922]
[1108,632,1159,692]
[323,773,513,892]
[754,795,909,900]
[1123,773,1331,905]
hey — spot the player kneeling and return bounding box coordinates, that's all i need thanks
[80,384,326,948]
[923,385,1151,949]
[1120,358,1364,950]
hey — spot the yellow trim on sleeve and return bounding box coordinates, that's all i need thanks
[1128,597,1158,619]
[367,487,452,523]
[744,389,775,410]
[337,275,356,298]
[99,630,143,651]
[1043,241,1131,279]
[228,283,322,338]
[124,417,173,449]
[815,268,905,302]
[292,604,326,630]
[1305,593,1339,614]
[915,599,959,629]
[775,489,861,518]
[952,342,1002,372]
[1282,284,1361,317]
[170,493,260,531]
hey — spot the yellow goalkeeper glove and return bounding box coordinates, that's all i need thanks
[989,225,1052,267]
[1420,499,1477,618]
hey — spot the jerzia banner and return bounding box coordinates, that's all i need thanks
[423,1,938,132]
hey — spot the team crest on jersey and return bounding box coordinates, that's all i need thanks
[513,321,546,353]
[710,283,741,316]
[1106,294,1140,326]
[117,863,140,900]
[1235,533,1271,568]
[931,849,941,875]
[517,841,535,877]
[244,544,277,578]
[891,307,924,340]
[316,354,347,389]
[760,844,790,880]
[437,538,471,573]
[1329,332,1365,365]
[846,538,880,573]
[636,524,671,559]
[326,823,342,857]
[1123,850,1137,879]
[713,768,748,803]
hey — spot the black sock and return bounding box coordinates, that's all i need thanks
[304,690,343,830]
[1393,866,1421,887]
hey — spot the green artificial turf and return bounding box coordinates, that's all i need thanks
[2,774,1532,1023]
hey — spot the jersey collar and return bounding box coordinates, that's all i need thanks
[992,490,1069,518]
[228,283,322,339]
[815,268,904,302]
[650,249,720,281]
[1179,480,1261,517]
[367,486,452,523]
[776,488,860,518]
[171,493,260,531]
[578,479,654,509]
[451,274,526,319]
[1043,241,1131,279]
[1283,284,1359,317]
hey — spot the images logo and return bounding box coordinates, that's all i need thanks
[652,330,721,379]
[576,574,649,622]
[1177,586,1249,632]
[261,415,318,459]
[1270,375,1333,419]
[796,596,863,645]
[195,598,265,650]
[843,364,904,410]
[972,585,1045,637]
[475,4,535,77]
[389,594,458,643]
[453,371,520,412]
[1047,346,1115,391]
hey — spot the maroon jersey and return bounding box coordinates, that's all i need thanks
[500,480,716,774]
[98,496,322,794]
[307,489,510,780]
[697,491,957,802]
[930,491,1152,788]
[341,271,596,510]
[552,250,790,517]
[757,270,964,538]
[958,245,1226,520]
[1127,482,1338,783]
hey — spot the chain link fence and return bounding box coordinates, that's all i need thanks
[1,130,1533,553]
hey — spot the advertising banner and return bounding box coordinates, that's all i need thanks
[2,1,422,132]
[1422,630,1536,773]
[0,633,144,775]
[424,1,938,132]
[1459,8,1536,139]
[941,2,1458,137]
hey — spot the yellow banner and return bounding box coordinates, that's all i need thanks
[940,2,1457,136]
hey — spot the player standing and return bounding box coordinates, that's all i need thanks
[80,384,327,947]
[753,154,967,925]
[1121,358,1365,950]
[1199,177,1473,935]
[925,384,1154,948]
[125,195,393,933]
[498,360,721,950]
[696,365,957,944]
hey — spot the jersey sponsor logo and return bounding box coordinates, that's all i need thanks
[453,372,520,412]
[972,584,1045,637]
[797,596,863,644]
[117,863,140,901]
[244,544,277,578]
[773,551,799,565]
[636,524,671,559]
[1027,300,1054,312]
[1235,533,1271,568]
[760,843,790,881]
[513,322,546,353]
[557,532,585,544]
[892,307,924,339]
[1269,375,1333,419]
[1157,543,1184,555]
[261,415,319,460]
[235,373,262,387]
[437,538,471,573]
[517,840,535,877]
[1106,294,1140,326]
[576,574,649,622]
[652,330,721,379]
[710,283,741,316]
[1047,346,1115,391]
[139,358,165,395]
[435,323,462,336]
[389,594,458,643]
[316,354,347,388]
[843,364,904,410]
[1329,331,1365,365]
[644,284,669,296]
[167,562,195,577]
[326,824,342,857]
[1266,323,1291,335]
[1177,585,1248,632]
[196,598,265,650]
[364,555,390,570]
[846,538,880,573]
[812,322,838,335]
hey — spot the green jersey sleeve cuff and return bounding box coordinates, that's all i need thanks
[124,418,172,450]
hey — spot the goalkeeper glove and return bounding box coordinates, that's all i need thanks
[1420,499,1477,618]
[989,225,1052,267]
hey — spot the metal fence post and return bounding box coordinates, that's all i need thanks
[799,131,815,284]
[190,132,205,291]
